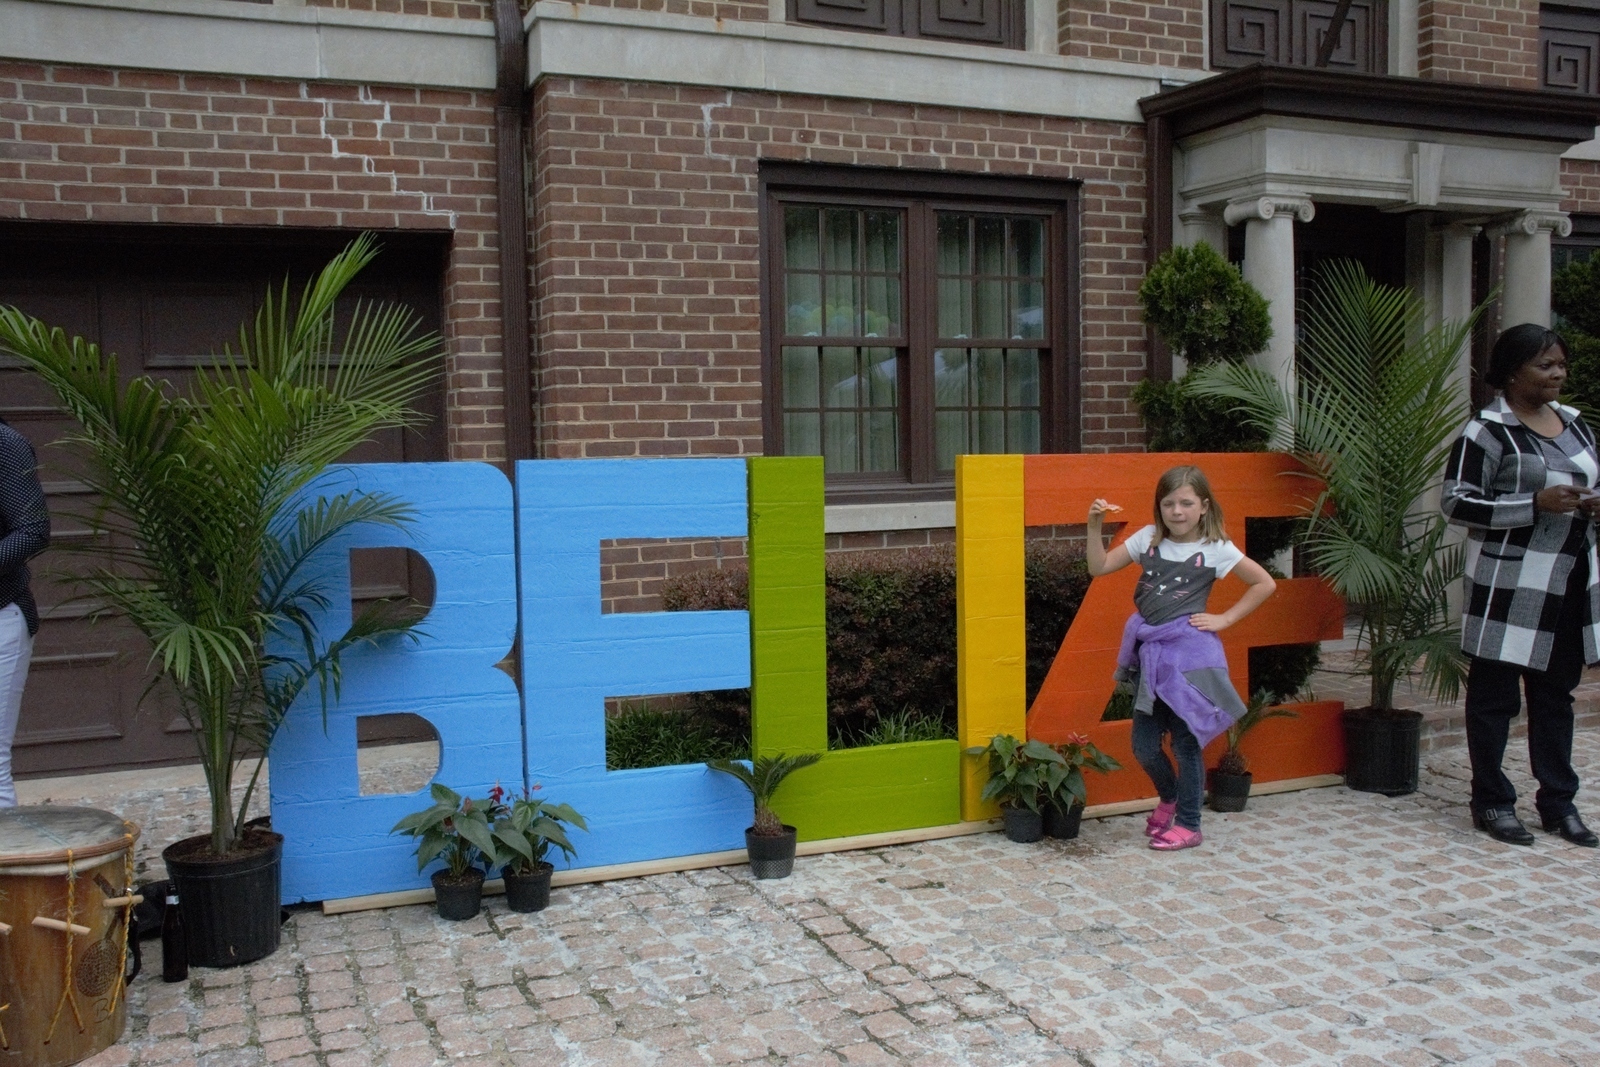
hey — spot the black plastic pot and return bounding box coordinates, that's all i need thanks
[161,829,283,968]
[1001,805,1044,843]
[746,826,798,879]
[432,868,485,921]
[1208,771,1252,812]
[502,862,554,913]
[1043,800,1084,840]
[1342,707,1422,796]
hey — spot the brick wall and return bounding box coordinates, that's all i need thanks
[0,62,510,461]
[1418,0,1541,87]
[571,0,772,21]
[1565,159,1600,216]
[531,78,1150,461]
[306,0,492,17]
[1059,0,1206,68]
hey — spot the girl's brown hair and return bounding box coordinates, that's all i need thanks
[1151,465,1228,545]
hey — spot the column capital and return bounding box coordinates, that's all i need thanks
[1222,195,1315,227]
[1486,210,1572,240]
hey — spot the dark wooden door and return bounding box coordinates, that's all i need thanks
[0,222,448,777]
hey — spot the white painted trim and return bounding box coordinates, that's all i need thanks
[0,0,495,88]
[1027,0,1057,55]
[1565,131,1600,161]
[1390,0,1418,78]
[824,501,956,534]
[524,2,1207,123]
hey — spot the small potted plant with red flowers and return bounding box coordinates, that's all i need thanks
[392,784,497,920]
[488,785,587,913]
[965,735,1069,843]
[1043,733,1121,839]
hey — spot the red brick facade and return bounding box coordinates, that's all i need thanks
[1565,159,1600,216]
[531,78,1150,462]
[573,0,772,21]
[0,62,511,462]
[1418,0,1541,87]
[305,0,492,18]
[1059,0,1206,68]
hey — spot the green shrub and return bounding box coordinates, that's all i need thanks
[837,708,957,748]
[605,703,748,770]
[1249,642,1321,702]
[1138,242,1271,367]
[1132,379,1269,453]
[1555,253,1600,421]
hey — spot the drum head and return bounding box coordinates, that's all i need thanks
[0,806,137,867]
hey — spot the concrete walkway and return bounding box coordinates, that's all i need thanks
[23,719,1599,1067]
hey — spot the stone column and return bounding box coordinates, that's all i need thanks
[1492,210,1572,329]
[1224,194,1315,398]
[1440,222,1478,404]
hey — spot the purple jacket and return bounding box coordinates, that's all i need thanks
[1114,613,1247,747]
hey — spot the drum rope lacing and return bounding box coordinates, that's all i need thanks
[44,847,87,1043]
[108,826,136,1014]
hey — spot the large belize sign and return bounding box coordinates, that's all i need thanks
[269,454,1345,904]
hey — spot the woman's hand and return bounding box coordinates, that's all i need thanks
[1087,498,1122,525]
[1536,485,1588,514]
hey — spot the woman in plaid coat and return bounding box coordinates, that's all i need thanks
[1441,324,1600,848]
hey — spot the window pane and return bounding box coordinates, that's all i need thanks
[935,410,967,471]
[786,274,821,336]
[978,408,1006,453]
[1008,409,1041,453]
[864,211,900,273]
[974,279,1004,339]
[938,215,969,274]
[824,411,859,473]
[935,347,969,407]
[785,208,820,270]
[824,274,858,336]
[1011,280,1044,339]
[865,346,897,408]
[866,411,898,472]
[938,279,971,338]
[1011,218,1044,277]
[864,276,902,338]
[974,348,1005,407]
[783,345,820,407]
[821,346,858,408]
[975,217,1006,276]
[1007,350,1039,406]
[823,209,858,271]
[785,412,821,456]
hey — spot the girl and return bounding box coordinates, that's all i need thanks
[1087,465,1276,851]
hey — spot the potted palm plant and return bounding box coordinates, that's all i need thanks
[1208,693,1297,812]
[707,753,821,879]
[966,735,1069,843]
[1042,733,1121,839]
[0,235,439,964]
[1188,260,1479,796]
[487,786,587,913]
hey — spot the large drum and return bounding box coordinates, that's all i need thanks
[0,807,140,1067]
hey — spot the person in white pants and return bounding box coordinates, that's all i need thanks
[0,417,49,808]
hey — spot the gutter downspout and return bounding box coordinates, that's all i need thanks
[494,0,534,461]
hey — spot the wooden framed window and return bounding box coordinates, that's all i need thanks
[1542,5,1600,94]
[761,164,1078,499]
[1209,0,1388,73]
[789,0,1025,49]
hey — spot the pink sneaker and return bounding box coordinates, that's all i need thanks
[1144,800,1177,838]
[1149,825,1202,851]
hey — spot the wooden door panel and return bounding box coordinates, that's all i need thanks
[0,222,449,777]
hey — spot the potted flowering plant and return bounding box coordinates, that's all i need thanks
[487,786,587,914]
[1043,733,1122,839]
[965,735,1069,843]
[391,784,497,920]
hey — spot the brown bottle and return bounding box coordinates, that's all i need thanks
[161,891,187,982]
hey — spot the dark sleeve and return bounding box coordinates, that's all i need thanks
[1440,420,1537,531]
[0,430,50,576]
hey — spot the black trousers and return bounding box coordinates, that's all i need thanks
[1464,560,1588,819]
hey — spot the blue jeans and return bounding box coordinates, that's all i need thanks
[1131,699,1204,832]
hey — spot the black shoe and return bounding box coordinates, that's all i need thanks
[1540,812,1600,847]
[1472,806,1535,845]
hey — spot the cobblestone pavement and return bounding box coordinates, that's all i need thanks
[12,720,1592,1067]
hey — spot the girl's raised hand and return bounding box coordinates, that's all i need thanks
[1088,498,1123,524]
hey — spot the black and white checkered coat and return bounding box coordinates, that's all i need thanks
[1440,397,1600,671]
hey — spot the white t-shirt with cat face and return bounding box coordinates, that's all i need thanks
[1121,525,1245,579]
